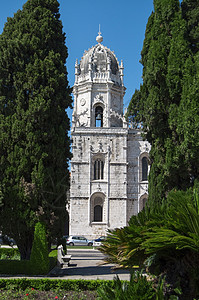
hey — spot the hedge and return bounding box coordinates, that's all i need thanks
[0,248,20,259]
[0,249,57,275]
[0,278,115,291]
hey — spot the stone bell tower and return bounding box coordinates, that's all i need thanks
[72,30,125,129]
[70,31,150,239]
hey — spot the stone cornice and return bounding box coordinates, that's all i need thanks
[72,127,129,135]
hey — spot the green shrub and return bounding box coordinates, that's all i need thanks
[48,249,57,258]
[97,271,156,300]
[0,248,56,275]
[30,222,49,275]
[0,278,114,291]
[0,248,20,260]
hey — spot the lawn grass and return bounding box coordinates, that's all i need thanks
[51,245,94,250]
[67,246,94,249]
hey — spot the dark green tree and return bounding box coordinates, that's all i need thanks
[127,0,198,203]
[176,0,199,191]
[0,0,72,259]
[182,0,199,53]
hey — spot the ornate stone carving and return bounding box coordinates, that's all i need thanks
[80,98,86,106]
[93,94,104,107]
[144,143,149,152]
[97,183,102,191]
[110,108,122,120]
[140,185,148,193]
[98,142,103,152]
[74,108,88,127]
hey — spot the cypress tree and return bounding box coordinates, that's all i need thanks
[178,0,199,187]
[182,0,199,54]
[30,222,49,275]
[0,0,72,259]
[176,54,199,188]
[127,0,196,203]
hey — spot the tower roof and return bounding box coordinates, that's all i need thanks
[79,32,119,76]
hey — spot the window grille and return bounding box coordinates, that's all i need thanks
[94,159,104,180]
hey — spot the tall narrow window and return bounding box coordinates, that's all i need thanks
[95,106,103,127]
[142,157,148,181]
[94,159,104,180]
[94,205,102,222]
[139,197,147,211]
[91,194,104,223]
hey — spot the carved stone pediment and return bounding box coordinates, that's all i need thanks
[93,94,104,107]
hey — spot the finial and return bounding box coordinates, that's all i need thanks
[96,24,103,43]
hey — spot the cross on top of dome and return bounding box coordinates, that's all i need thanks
[96,25,103,43]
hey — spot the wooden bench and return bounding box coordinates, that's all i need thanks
[57,245,71,268]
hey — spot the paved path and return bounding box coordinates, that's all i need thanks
[0,248,131,281]
[48,248,130,280]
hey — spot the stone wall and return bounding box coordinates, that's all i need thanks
[70,127,150,239]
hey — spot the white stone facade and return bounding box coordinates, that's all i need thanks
[70,32,151,239]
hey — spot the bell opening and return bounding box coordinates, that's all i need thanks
[95,106,103,127]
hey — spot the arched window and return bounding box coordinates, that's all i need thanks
[94,205,102,222]
[94,159,104,180]
[95,106,103,127]
[139,196,148,211]
[142,157,148,181]
[91,195,104,223]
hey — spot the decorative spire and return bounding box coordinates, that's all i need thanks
[120,60,124,85]
[96,24,103,43]
[75,59,79,83]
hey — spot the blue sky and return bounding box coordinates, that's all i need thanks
[0,0,154,119]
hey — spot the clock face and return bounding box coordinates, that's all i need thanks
[80,98,86,106]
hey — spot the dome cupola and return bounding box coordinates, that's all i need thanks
[75,31,124,86]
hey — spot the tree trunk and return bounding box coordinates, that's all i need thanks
[17,238,33,260]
